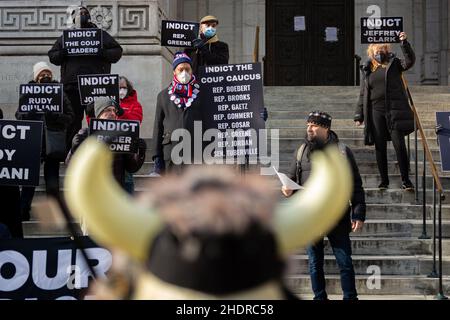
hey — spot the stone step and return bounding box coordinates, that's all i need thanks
[267,119,438,128]
[277,128,438,139]
[363,188,450,205]
[352,219,450,238]
[364,203,450,220]
[268,109,446,121]
[284,274,450,296]
[287,254,450,276]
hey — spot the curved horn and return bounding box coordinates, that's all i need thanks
[64,138,163,262]
[274,146,353,255]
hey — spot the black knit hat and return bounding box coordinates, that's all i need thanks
[307,111,332,129]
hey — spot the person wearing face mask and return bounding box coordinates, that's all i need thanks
[184,15,229,76]
[68,97,146,188]
[15,62,74,221]
[151,52,204,174]
[354,32,416,191]
[48,6,123,156]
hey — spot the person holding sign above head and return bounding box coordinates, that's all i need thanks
[68,97,146,189]
[354,32,415,191]
[184,15,229,76]
[15,62,74,221]
[48,6,123,156]
[282,111,366,301]
[151,53,204,175]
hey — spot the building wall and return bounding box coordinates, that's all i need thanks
[183,0,450,85]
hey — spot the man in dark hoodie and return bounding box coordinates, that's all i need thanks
[48,6,123,151]
[282,111,366,300]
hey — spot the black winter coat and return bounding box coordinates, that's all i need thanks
[287,131,366,234]
[151,89,204,164]
[354,40,416,146]
[185,40,229,75]
[15,80,74,157]
[48,27,122,85]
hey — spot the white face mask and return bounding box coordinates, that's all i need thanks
[119,88,128,100]
[177,71,192,84]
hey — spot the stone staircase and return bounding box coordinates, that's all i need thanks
[25,86,450,299]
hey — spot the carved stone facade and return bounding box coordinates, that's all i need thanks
[0,0,179,138]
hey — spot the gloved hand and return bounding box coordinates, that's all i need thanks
[112,99,124,117]
[137,139,147,156]
[44,110,59,124]
[97,48,107,58]
[153,156,165,175]
[192,38,207,50]
[71,130,87,153]
[260,107,268,122]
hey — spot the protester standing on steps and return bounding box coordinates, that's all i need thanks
[184,15,229,76]
[282,111,366,300]
[15,62,74,222]
[354,32,415,191]
[48,6,123,153]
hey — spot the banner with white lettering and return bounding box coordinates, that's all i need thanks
[161,20,200,48]
[89,119,140,154]
[361,17,403,43]
[0,120,42,187]
[63,28,103,56]
[436,112,450,172]
[18,84,63,114]
[0,237,111,300]
[78,74,120,106]
[199,63,265,162]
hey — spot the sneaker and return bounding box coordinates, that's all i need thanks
[378,182,389,190]
[401,181,415,191]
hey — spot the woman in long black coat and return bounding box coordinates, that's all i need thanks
[354,32,415,191]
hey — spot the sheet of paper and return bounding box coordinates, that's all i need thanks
[325,27,338,42]
[273,167,304,190]
[294,16,306,31]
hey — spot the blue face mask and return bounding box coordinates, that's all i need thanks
[204,27,216,39]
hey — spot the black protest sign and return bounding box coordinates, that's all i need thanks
[0,236,111,300]
[78,74,120,106]
[199,63,265,161]
[18,84,63,114]
[0,120,42,187]
[361,17,403,43]
[436,112,450,172]
[63,28,103,56]
[161,20,200,48]
[89,119,140,154]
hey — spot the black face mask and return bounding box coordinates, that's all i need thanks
[80,15,91,28]
[39,77,52,83]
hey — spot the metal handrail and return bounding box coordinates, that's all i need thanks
[401,75,448,299]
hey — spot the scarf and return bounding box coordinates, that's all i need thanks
[168,74,200,109]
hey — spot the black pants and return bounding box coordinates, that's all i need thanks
[65,86,85,152]
[0,186,23,238]
[372,109,410,183]
[20,159,61,220]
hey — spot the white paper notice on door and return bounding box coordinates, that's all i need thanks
[294,16,306,31]
[325,27,338,42]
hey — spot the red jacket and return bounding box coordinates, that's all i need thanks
[118,90,143,123]
[86,90,143,125]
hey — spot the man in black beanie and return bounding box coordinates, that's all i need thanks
[282,111,366,300]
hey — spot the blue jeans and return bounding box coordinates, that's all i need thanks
[306,230,358,300]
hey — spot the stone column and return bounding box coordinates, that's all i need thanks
[0,0,178,138]
[421,0,440,85]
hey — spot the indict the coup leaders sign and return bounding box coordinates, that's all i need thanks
[198,63,265,162]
